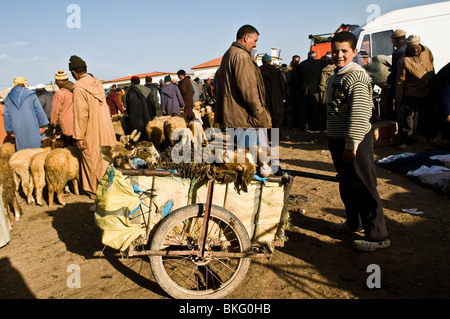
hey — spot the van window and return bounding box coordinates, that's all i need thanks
[360,34,371,56]
[356,34,371,66]
[372,30,394,56]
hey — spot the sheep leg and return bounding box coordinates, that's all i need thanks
[12,193,22,221]
[47,177,55,207]
[26,175,35,205]
[72,179,80,196]
[13,172,20,193]
[31,170,45,206]
[34,184,45,206]
[4,208,14,231]
[56,182,66,206]
[56,192,66,206]
[12,173,21,203]
[2,193,14,230]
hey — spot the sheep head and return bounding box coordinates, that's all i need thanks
[100,144,132,169]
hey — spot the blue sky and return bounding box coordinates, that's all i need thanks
[0,0,446,90]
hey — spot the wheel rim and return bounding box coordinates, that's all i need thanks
[154,214,247,296]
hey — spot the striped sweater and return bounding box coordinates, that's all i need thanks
[326,63,373,151]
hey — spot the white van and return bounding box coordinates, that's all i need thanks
[354,2,450,72]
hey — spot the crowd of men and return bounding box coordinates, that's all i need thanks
[276,29,450,149]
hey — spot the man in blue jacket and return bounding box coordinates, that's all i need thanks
[4,77,49,151]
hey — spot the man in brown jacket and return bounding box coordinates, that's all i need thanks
[177,70,194,122]
[215,25,271,130]
[215,25,277,175]
[70,56,117,210]
[396,34,436,148]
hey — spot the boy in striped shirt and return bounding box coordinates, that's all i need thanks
[326,31,390,252]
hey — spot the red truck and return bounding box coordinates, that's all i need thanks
[309,24,359,60]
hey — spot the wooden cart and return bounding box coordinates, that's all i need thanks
[95,167,337,299]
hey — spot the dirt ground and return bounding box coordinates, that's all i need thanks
[1,128,450,303]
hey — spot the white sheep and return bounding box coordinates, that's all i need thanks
[188,109,208,149]
[9,147,49,205]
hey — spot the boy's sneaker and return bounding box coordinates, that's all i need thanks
[352,239,391,252]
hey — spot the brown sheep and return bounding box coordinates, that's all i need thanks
[9,137,65,205]
[202,105,219,129]
[28,138,66,206]
[146,116,170,149]
[0,159,22,230]
[100,144,132,169]
[111,114,131,139]
[45,146,80,207]
[0,141,16,161]
[164,114,188,147]
[217,147,258,189]
[29,151,52,206]
[111,114,125,137]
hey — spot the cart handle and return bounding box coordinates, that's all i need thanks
[282,170,340,183]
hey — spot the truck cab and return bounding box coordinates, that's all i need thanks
[354,2,450,72]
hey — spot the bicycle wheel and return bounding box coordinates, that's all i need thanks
[149,204,252,299]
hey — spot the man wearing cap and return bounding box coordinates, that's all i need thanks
[3,77,49,151]
[396,34,436,149]
[69,56,117,205]
[50,70,75,145]
[388,29,408,114]
[160,75,185,116]
[259,53,285,130]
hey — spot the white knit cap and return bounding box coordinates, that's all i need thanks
[406,34,421,46]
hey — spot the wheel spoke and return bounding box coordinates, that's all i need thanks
[150,205,251,298]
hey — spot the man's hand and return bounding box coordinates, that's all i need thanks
[343,149,357,163]
[39,127,46,135]
[76,139,86,150]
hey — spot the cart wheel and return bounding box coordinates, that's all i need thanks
[149,204,252,299]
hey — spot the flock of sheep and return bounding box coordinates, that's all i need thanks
[0,132,80,231]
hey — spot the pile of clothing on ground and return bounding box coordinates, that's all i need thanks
[376,147,450,198]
